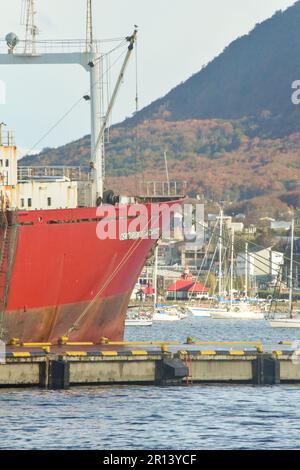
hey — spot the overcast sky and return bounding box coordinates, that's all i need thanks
[0,0,296,154]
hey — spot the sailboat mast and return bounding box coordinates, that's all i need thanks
[230,228,235,310]
[153,244,158,308]
[288,218,295,317]
[245,242,248,298]
[218,209,223,297]
[164,151,170,196]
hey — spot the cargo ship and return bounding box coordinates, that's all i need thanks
[0,1,183,343]
[0,166,162,343]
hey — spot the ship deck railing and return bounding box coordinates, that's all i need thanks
[138,180,187,199]
[0,38,126,55]
[0,130,14,147]
[17,165,91,182]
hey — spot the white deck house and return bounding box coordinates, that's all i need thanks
[0,134,92,210]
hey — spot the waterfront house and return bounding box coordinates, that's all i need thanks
[166,280,209,300]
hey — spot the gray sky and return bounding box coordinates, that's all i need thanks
[0,0,296,154]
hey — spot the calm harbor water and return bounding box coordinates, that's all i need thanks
[1,317,300,450]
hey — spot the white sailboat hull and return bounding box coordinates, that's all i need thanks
[186,307,212,317]
[211,310,265,320]
[152,313,181,322]
[125,319,153,326]
[268,318,300,328]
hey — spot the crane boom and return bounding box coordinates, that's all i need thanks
[92,30,137,178]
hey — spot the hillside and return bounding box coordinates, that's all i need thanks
[19,1,300,220]
[20,118,300,219]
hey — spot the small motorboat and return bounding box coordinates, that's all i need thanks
[152,306,182,322]
[125,309,153,326]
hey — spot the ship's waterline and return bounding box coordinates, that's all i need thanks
[4,292,131,343]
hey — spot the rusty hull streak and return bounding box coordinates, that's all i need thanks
[0,212,19,337]
[3,290,131,343]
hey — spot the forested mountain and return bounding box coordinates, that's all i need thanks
[20,1,300,219]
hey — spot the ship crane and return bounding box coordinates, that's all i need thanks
[92,30,137,204]
[0,0,135,203]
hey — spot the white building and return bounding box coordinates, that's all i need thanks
[237,247,284,280]
[271,221,291,231]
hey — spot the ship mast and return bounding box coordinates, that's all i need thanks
[86,0,93,51]
[84,0,104,201]
[23,0,38,55]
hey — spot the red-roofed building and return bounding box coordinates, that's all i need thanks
[142,287,155,296]
[134,285,155,301]
[166,279,209,300]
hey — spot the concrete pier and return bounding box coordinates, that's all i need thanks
[1,340,300,388]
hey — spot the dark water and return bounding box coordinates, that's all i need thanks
[1,384,300,450]
[1,318,300,450]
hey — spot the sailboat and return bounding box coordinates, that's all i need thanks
[211,304,265,320]
[186,209,228,317]
[268,219,300,328]
[268,317,300,328]
[187,306,224,317]
[151,245,182,322]
[211,229,264,320]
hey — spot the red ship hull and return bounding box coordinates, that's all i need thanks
[0,204,164,343]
